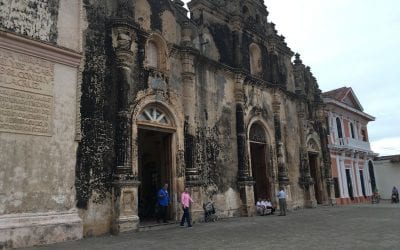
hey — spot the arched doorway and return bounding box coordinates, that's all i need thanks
[136,104,176,223]
[249,123,271,201]
[307,139,324,204]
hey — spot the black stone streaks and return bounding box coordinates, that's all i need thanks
[236,104,246,177]
[208,23,234,66]
[240,33,271,82]
[184,118,195,169]
[273,114,281,143]
[148,0,173,31]
[76,0,114,209]
[47,0,60,43]
[0,0,60,43]
[195,125,221,187]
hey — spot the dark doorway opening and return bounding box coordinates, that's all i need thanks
[309,152,323,204]
[345,169,354,200]
[138,128,172,223]
[360,170,366,197]
[368,161,377,192]
[250,142,270,201]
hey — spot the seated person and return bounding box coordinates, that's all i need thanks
[256,197,265,215]
[265,199,275,215]
[261,198,271,215]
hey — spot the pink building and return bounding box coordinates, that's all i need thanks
[323,87,377,205]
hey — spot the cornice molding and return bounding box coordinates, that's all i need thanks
[0,31,82,68]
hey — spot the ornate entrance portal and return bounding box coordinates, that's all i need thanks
[137,129,172,221]
[249,123,271,201]
[136,105,176,224]
[307,138,324,204]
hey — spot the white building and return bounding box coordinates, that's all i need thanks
[374,155,400,199]
[323,87,377,204]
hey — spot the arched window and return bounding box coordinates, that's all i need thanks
[336,117,343,138]
[249,43,262,75]
[146,41,159,68]
[350,123,355,139]
[145,34,168,71]
[249,123,266,143]
[242,6,249,15]
[138,106,170,125]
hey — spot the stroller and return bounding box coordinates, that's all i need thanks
[203,201,218,222]
[391,193,399,203]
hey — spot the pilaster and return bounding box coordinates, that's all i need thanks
[110,1,140,234]
[272,92,289,187]
[235,73,255,216]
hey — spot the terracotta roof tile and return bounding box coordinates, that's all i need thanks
[322,87,350,101]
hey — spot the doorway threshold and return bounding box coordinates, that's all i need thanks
[138,221,179,232]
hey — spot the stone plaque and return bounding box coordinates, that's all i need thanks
[0,47,54,136]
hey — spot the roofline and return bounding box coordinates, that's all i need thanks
[323,97,375,121]
[344,88,364,112]
[375,154,400,162]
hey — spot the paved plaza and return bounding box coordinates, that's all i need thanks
[29,202,399,250]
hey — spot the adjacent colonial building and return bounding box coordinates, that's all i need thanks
[374,155,400,199]
[323,87,377,204]
[0,0,336,248]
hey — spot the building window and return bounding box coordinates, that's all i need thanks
[350,123,355,139]
[146,41,159,68]
[249,43,262,75]
[361,129,368,142]
[336,117,343,138]
[242,6,249,15]
[139,106,169,125]
[333,177,340,198]
[145,35,168,72]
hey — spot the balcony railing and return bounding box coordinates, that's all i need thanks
[328,136,372,152]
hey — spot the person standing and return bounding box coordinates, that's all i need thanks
[277,187,287,216]
[180,187,193,227]
[157,183,170,223]
[392,186,399,203]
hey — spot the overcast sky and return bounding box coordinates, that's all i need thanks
[183,0,400,156]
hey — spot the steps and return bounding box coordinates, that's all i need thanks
[138,221,179,232]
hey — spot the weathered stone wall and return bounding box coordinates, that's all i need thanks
[0,0,83,248]
[75,0,115,236]
[0,0,334,244]
[0,0,60,42]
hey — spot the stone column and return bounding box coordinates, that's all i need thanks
[317,106,336,205]
[297,102,315,207]
[110,3,140,233]
[235,73,255,216]
[181,22,200,187]
[272,93,289,186]
[181,21,203,220]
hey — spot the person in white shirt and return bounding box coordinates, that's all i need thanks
[265,199,275,215]
[256,197,265,215]
[261,198,269,215]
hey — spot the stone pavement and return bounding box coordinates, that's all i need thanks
[29,202,400,250]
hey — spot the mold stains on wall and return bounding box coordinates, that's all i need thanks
[76,0,114,209]
[207,23,233,66]
[0,0,60,42]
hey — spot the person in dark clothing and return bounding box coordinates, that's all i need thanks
[392,186,399,203]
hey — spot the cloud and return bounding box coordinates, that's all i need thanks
[371,137,400,156]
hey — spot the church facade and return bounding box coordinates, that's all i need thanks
[0,0,334,248]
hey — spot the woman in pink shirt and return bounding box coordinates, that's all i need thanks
[180,187,193,227]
